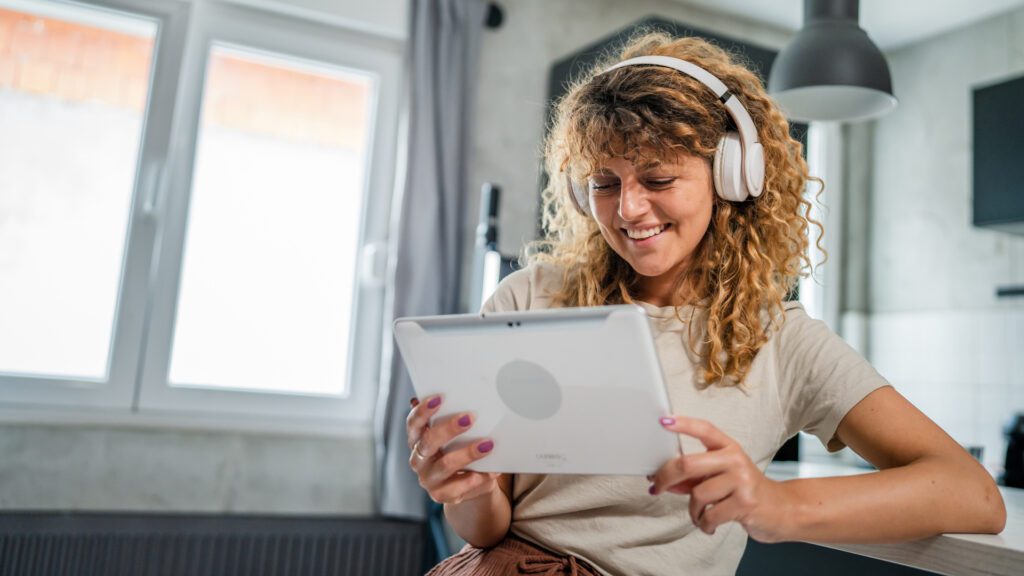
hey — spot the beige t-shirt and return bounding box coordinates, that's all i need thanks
[481,263,889,576]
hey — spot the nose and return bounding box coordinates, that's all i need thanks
[617,180,650,221]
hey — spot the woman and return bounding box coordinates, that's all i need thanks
[406,32,1006,575]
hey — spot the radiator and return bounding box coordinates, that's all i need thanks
[0,513,427,576]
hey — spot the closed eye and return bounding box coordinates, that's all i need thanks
[588,180,619,192]
[644,178,676,189]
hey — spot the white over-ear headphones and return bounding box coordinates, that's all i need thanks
[564,55,766,216]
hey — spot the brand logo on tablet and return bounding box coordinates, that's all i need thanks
[536,453,566,461]
[496,359,562,420]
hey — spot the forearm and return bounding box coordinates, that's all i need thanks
[778,456,1006,543]
[444,486,512,548]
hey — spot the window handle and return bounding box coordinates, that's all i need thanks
[361,242,387,287]
[141,159,166,218]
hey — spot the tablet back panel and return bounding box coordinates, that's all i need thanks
[394,305,679,475]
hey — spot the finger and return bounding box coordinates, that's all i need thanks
[659,416,732,451]
[417,412,477,459]
[655,448,745,487]
[410,397,419,408]
[651,451,736,494]
[405,394,443,449]
[421,437,495,487]
[698,496,745,535]
[454,473,501,503]
[665,478,700,495]
[687,473,734,527]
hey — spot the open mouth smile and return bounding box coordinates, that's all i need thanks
[624,224,671,241]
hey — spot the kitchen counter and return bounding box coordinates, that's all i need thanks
[765,461,1024,576]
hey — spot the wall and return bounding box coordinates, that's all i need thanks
[229,0,407,39]
[865,7,1024,472]
[0,425,373,513]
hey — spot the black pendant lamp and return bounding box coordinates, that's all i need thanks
[768,0,897,122]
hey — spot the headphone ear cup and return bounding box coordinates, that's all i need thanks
[713,132,748,202]
[564,171,590,216]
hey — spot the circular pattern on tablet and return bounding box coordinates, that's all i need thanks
[495,359,562,420]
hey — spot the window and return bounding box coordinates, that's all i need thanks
[168,45,374,397]
[0,0,401,428]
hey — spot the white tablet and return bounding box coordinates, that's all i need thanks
[393,305,680,475]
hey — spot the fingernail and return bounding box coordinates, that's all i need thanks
[410,397,419,407]
[648,484,657,495]
[478,440,494,453]
[427,397,441,409]
[659,417,675,426]
[458,415,471,427]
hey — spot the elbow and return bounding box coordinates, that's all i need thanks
[982,481,1007,534]
[967,470,1006,534]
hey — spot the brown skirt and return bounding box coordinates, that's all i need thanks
[426,534,602,576]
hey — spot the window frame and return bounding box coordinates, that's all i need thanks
[0,0,402,429]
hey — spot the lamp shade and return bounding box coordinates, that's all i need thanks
[768,0,897,122]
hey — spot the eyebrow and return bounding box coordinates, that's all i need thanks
[591,162,674,177]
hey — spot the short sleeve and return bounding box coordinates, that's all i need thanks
[479,263,562,314]
[775,303,891,451]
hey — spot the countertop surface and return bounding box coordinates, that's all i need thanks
[765,461,1024,576]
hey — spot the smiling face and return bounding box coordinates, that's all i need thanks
[588,154,715,306]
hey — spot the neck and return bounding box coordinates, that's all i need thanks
[635,268,693,308]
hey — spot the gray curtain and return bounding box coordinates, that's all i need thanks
[375,0,488,520]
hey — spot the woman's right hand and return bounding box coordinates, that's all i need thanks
[406,396,500,505]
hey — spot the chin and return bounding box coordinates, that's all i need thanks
[628,261,675,279]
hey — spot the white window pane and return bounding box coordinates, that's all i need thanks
[0,1,156,380]
[168,44,374,396]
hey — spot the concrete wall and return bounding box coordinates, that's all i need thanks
[0,425,374,513]
[865,7,1024,472]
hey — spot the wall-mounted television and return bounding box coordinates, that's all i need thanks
[973,74,1024,235]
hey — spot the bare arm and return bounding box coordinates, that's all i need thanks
[444,473,513,548]
[651,386,1006,543]
[779,386,1006,542]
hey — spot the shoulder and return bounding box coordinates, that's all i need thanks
[480,261,564,313]
[770,300,861,368]
[774,301,826,340]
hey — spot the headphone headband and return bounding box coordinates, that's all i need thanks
[565,55,766,215]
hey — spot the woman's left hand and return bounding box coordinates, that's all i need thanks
[649,416,793,543]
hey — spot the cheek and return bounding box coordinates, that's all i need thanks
[591,198,620,232]
[677,192,714,232]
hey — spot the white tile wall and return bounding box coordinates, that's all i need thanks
[867,309,1024,473]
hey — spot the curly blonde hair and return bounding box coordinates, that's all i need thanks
[529,31,821,387]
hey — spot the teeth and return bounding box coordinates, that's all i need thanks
[626,225,666,240]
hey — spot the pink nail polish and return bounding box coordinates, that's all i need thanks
[478,441,494,453]
[648,484,657,495]
[458,415,471,427]
[659,417,675,426]
[427,397,441,409]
